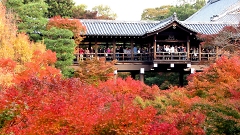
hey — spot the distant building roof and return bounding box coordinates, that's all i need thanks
[185,0,240,22]
[211,8,240,23]
[184,22,238,35]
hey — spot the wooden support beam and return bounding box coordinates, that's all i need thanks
[113,38,116,60]
[187,36,190,60]
[131,38,134,60]
[94,38,98,57]
[199,44,202,60]
[179,71,184,87]
[153,35,156,60]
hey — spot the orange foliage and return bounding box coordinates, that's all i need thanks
[187,56,240,101]
[14,50,61,84]
[0,59,16,87]
[98,77,160,99]
[0,77,159,134]
[0,74,208,134]
[47,16,86,44]
[75,57,116,84]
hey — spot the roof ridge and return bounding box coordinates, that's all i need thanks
[183,21,239,24]
[80,19,160,24]
[146,13,197,34]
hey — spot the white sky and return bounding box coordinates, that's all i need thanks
[74,0,178,21]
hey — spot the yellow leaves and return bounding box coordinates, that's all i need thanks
[0,3,51,86]
[33,41,46,52]
[13,34,33,63]
[0,69,14,87]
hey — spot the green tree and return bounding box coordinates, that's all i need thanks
[4,0,23,9]
[141,0,205,21]
[168,0,206,21]
[92,4,117,20]
[42,27,75,78]
[72,4,98,19]
[0,2,52,86]
[5,0,48,41]
[45,0,75,18]
[141,5,173,20]
[71,4,87,18]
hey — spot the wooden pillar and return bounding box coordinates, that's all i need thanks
[106,39,109,49]
[88,41,91,50]
[199,44,202,61]
[216,46,219,59]
[131,38,134,60]
[94,38,98,57]
[187,36,190,60]
[113,38,116,60]
[140,74,144,82]
[123,40,126,49]
[153,35,157,60]
[179,71,184,87]
[147,43,150,60]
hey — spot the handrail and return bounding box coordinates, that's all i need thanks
[73,52,218,64]
[156,52,187,60]
[74,53,153,62]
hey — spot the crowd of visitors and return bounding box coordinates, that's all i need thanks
[74,45,215,61]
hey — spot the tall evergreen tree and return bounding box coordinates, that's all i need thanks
[42,27,75,77]
[4,0,48,41]
[45,0,75,18]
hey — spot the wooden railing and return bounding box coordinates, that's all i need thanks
[156,52,187,60]
[74,53,153,63]
[73,52,218,64]
[189,53,217,61]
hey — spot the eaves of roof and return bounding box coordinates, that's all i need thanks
[184,22,239,35]
[79,15,239,37]
[80,19,159,36]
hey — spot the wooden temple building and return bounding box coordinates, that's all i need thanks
[74,0,240,85]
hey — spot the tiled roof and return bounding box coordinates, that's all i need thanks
[79,13,239,37]
[184,22,238,35]
[185,0,240,22]
[147,14,198,34]
[80,19,159,36]
[214,13,240,23]
[211,8,240,23]
[146,16,174,33]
